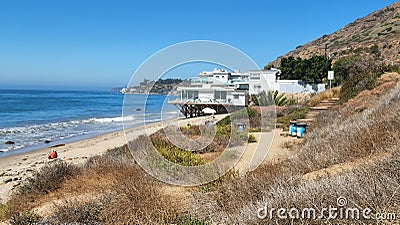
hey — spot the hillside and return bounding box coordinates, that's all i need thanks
[267,1,400,68]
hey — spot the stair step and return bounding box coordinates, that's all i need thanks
[310,106,330,110]
[297,118,315,122]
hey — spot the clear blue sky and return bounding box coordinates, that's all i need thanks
[0,0,397,90]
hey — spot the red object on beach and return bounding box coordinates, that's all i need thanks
[48,150,58,159]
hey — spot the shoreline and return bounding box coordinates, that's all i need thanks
[0,112,293,204]
[0,128,120,158]
[0,115,178,159]
[0,114,227,203]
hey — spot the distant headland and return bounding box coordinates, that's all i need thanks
[118,78,185,95]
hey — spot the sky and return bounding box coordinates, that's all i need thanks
[0,0,398,90]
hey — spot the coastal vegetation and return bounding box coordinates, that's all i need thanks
[122,78,184,94]
[2,3,400,224]
[251,90,291,106]
[307,86,340,107]
[275,105,309,129]
[276,55,332,84]
[150,78,184,94]
[2,71,400,224]
[267,2,400,69]
[190,72,400,224]
[334,53,400,102]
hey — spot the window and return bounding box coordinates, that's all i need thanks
[234,95,239,99]
[182,90,199,100]
[214,91,227,100]
[238,84,249,90]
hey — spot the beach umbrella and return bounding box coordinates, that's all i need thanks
[202,107,216,114]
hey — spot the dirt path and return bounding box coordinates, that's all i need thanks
[235,130,292,173]
[236,97,340,173]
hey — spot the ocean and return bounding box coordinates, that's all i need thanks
[0,90,180,157]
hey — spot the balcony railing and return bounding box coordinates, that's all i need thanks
[168,98,229,104]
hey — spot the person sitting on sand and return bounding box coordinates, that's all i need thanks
[48,150,58,159]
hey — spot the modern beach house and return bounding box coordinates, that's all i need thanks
[169,68,325,117]
[168,69,248,117]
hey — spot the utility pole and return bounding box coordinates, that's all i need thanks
[320,43,329,57]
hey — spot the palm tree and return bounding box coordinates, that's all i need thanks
[256,90,288,106]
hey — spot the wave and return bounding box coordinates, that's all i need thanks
[91,117,125,123]
[0,110,182,156]
[0,112,181,135]
[0,116,123,134]
[95,111,180,123]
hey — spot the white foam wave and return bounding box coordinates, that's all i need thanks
[0,110,180,155]
[91,117,124,123]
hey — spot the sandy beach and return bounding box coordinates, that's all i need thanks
[0,113,295,204]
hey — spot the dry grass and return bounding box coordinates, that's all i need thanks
[4,76,400,224]
[4,161,81,221]
[280,140,295,150]
[307,87,340,107]
[55,152,186,224]
[190,81,400,224]
[3,145,190,224]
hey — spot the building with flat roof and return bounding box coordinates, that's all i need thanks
[169,68,325,117]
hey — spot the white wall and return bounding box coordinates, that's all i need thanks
[276,80,305,93]
[229,92,246,106]
[248,69,326,94]
[274,81,326,93]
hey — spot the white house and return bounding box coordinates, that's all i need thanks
[247,69,325,94]
[168,67,326,117]
[173,85,247,107]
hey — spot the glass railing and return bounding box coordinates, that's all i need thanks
[168,98,228,104]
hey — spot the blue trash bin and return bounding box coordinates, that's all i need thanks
[236,123,245,132]
[289,121,297,136]
[296,122,307,138]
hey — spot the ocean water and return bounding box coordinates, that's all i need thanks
[0,90,180,157]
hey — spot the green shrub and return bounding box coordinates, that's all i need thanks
[157,145,205,166]
[217,107,262,131]
[10,210,42,225]
[216,115,231,126]
[382,63,400,74]
[248,134,257,143]
[333,54,385,102]
[176,215,209,225]
[0,203,10,221]
[254,90,288,106]
[276,106,309,128]
[340,71,380,102]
